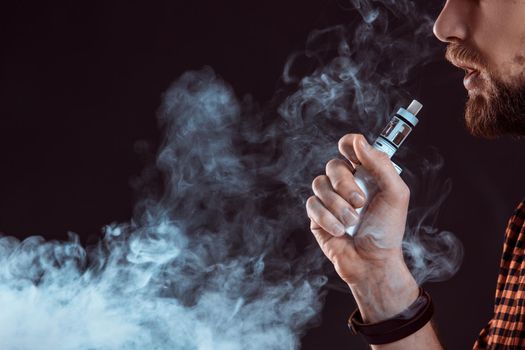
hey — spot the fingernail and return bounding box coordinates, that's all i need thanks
[333,222,346,237]
[342,207,358,228]
[349,192,366,207]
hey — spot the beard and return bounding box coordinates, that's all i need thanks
[465,76,525,138]
[446,43,525,138]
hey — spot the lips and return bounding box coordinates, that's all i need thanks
[463,68,482,91]
[451,61,483,92]
[448,58,484,91]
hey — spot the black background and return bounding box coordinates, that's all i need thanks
[0,1,523,349]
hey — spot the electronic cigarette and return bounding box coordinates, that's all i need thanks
[346,100,423,236]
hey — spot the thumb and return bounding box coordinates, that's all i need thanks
[352,135,400,191]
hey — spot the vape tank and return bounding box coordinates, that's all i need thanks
[346,100,423,236]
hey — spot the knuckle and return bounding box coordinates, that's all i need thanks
[338,133,355,152]
[322,242,337,261]
[306,196,318,210]
[394,183,410,202]
[311,175,327,191]
[375,151,390,163]
[331,177,350,193]
[332,254,344,269]
[399,183,411,200]
[325,159,340,174]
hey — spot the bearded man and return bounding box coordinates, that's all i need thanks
[306,1,525,348]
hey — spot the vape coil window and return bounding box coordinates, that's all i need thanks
[381,118,399,138]
[393,123,411,146]
[380,116,413,147]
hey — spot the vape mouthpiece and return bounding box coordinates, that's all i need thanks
[407,100,423,117]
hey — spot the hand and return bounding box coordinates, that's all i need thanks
[306,133,411,286]
[306,133,433,342]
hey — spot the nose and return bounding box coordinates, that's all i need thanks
[433,0,469,43]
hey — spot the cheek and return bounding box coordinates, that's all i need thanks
[510,37,525,83]
[477,46,525,87]
[471,3,525,83]
[496,49,525,87]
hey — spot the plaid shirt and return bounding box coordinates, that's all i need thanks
[474,200,525,349]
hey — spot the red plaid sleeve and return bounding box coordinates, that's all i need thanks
[473,200,525,349]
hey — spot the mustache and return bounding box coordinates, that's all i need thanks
[445,43,486,71]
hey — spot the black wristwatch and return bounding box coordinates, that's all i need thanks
[348,287,434,345]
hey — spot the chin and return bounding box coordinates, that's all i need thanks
[464,94,500,138]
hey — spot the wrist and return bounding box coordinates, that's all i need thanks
[348,257,418,323]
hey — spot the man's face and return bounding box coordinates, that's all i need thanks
[434,0,525,138]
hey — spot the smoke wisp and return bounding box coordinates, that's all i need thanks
[0,0,462,349]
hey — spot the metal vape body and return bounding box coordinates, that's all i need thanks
[346,100,423,236]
